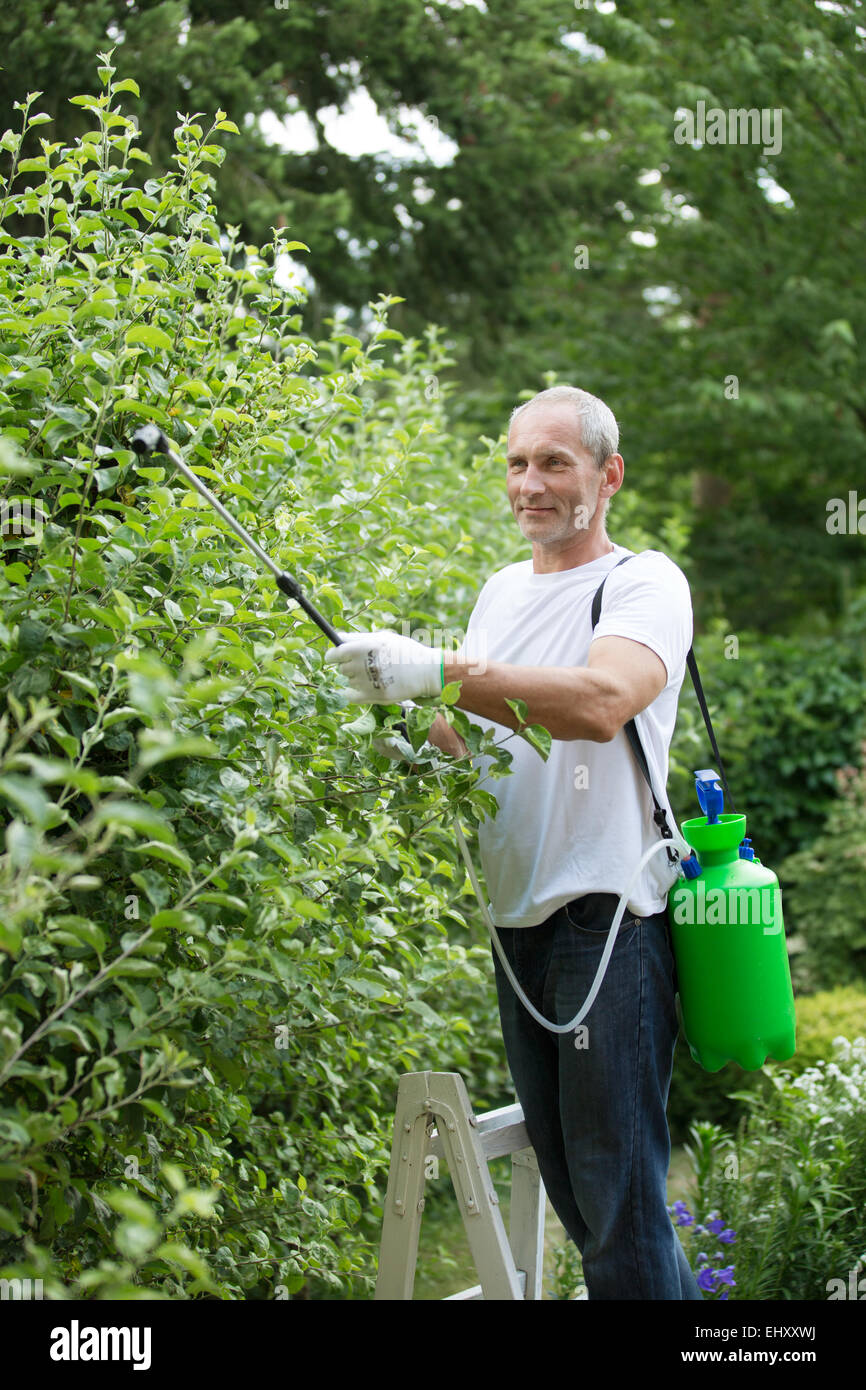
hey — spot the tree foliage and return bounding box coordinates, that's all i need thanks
[2,1,863,630]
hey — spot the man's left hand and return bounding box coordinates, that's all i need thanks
[324,630,443,704]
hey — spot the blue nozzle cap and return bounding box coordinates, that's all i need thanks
[739,837,755,861]
[680,851,702,879]
[695,768,724,825]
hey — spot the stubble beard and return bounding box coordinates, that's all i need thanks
[517,493,599,547]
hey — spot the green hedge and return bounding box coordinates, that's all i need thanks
[0,56,534,1298]
[779,743,866,993]
[667,623,866,869]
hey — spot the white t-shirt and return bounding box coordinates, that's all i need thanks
[459,543,693,926]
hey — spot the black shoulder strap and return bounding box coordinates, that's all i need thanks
[590,554,735,859]
[685,648,735,812]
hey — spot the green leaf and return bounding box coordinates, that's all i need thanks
[344,974,390,1000]
[343,709,377,735]
[93,800,177,843]
[520,724,552,760]
[150,909,205,934]
[0,775,53,826]
[130,840,192,871]
[291,897,329,921]
[17,618,50,656]
[154,1241,213,1282]
[0,919,23,956]
[103,705,141,728]
[58,669,99,698]
[0,1207,22,1236]
[105,959,162,977]
[136,730,220,768]
[115,1219,160,1260]
[125,324,174,351]
[47,915,106,953]
[138,1098,173,1123]
[104,1189,156,1222]
[504,698,528,725]
[32,307,73,327]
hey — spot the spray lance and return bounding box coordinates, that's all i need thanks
[130,425,343,647]
[129,426,796,1068]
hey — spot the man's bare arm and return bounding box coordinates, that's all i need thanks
[440,636,667,743]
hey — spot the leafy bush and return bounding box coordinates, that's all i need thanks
[0,54,530,1298]
[779,742,866,993]
[786,985,866,1069]
[667,623,866,868]
[683,1036,866,1300]
[546,1237,585,1301]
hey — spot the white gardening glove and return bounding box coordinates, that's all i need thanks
[323,630,443,705]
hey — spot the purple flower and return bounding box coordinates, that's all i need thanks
[696,1252,709,1266]
[705,1216,727,1235]
[720,1290,729,1301]
[717,1228,736,1245]
[697,1267,718,1292]
[715,1266,736,1287]
[671,1200,693,1227]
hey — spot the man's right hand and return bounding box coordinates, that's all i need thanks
[427,712,468,759]
[373,712,467,764]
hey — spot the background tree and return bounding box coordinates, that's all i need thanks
[3,0,862,627]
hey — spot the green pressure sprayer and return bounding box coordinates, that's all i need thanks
[130,426,796,1074]
[669,771,796,1072]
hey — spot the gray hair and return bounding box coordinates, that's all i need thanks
[508,386,620,469]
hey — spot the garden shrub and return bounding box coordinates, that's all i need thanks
[667,624,866,869]
[683,1036,866,1300]
[779,742,866,993]
[0,54,530,1299]
[788,985,866,1070]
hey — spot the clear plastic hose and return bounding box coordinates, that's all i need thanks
[451,812,692,1037]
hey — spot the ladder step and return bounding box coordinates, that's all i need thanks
[428,1102,531,1163]
[445,1270,528,1301]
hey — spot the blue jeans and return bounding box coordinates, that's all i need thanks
[491,892,703,1300]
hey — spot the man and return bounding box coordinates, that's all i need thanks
[325,385,701,1300]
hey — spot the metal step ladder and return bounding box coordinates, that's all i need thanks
[374,1070,546,1300]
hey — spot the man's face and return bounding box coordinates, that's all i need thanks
[506,403,610,547]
